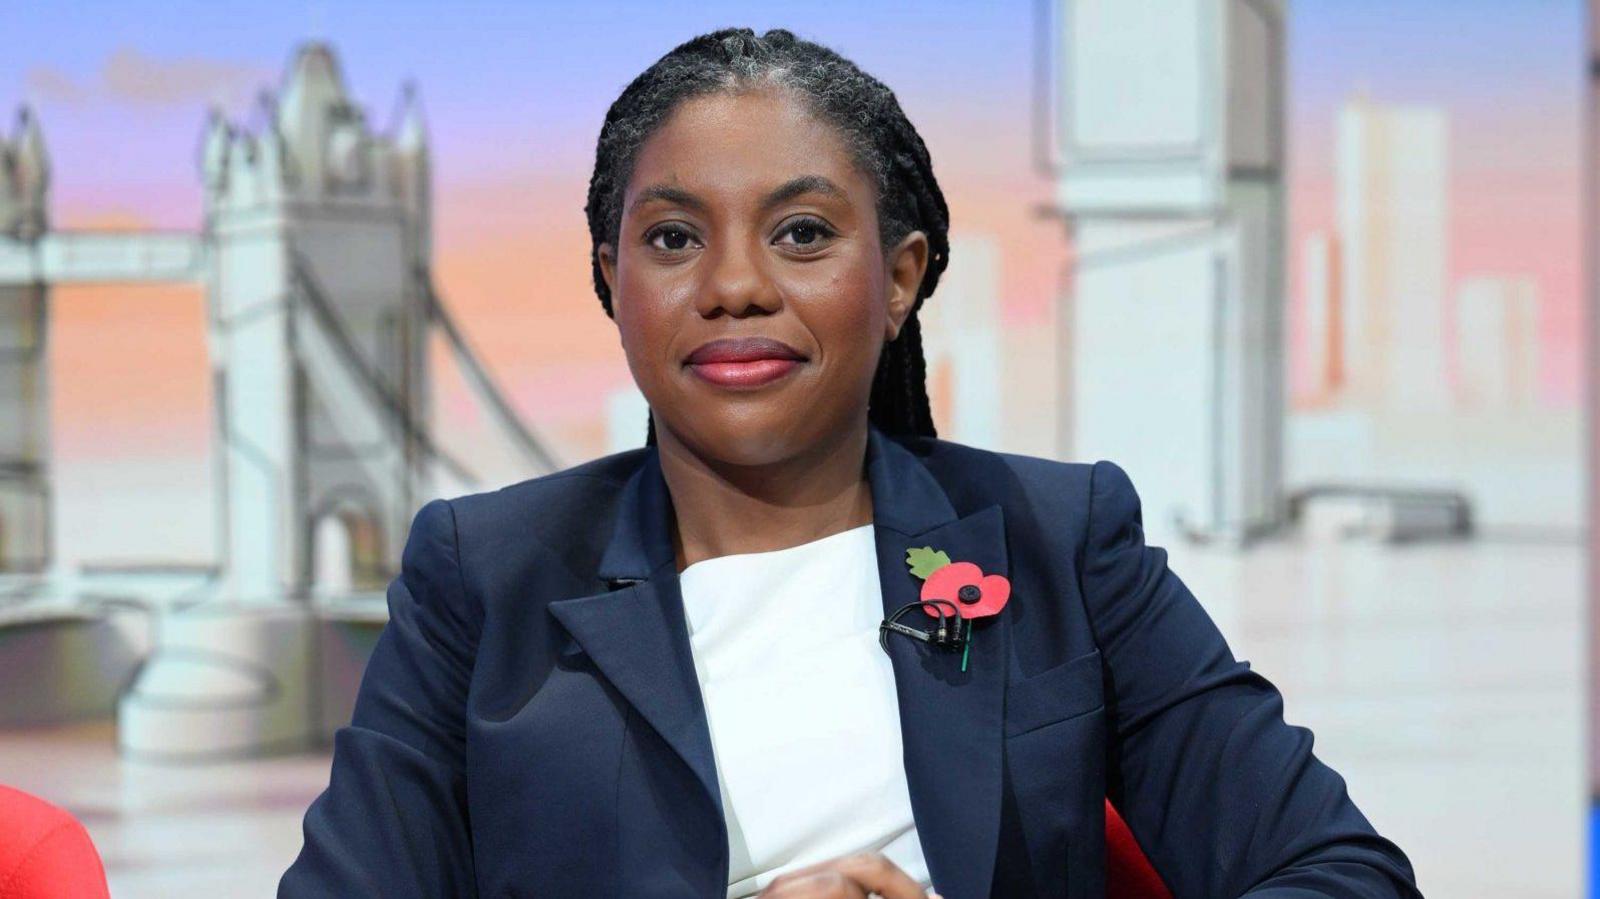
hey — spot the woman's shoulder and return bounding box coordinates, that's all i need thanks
[899,435,1154,563]
[894,433,1111,511]
[420,435,1140,556]
[429,446,648,549]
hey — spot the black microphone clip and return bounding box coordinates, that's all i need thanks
[878,599,971,655]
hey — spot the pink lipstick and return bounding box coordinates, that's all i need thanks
[684,337,807,389]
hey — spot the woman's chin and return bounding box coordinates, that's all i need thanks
[666,415,832,468]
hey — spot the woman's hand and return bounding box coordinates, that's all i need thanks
[755,851,940,898]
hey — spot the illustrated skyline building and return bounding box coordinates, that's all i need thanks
[1335,96,1451,410]
[1300,230,1344,402]
[1455,275,1540,409]
[0,109,49,571]
[918,232,1003,450]
[1048,0,1288,546]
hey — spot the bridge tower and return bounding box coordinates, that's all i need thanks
[116,44,442,758]
[0,41,554,757]
[1045,0,1287,547]
[0,109,49,572]
[202,43,432,601]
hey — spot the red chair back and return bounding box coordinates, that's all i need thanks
[0,784,111,899]
[1106,798,1171,899]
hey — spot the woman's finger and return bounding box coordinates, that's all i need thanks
[760,869,869,897]
[760,851,931,899]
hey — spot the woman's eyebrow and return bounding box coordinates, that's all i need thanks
[759,175,846,210]
[629,184,704,217]
[627,175,846,218]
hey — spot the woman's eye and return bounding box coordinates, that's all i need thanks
[646,225,698,252]
[776,218,835,251]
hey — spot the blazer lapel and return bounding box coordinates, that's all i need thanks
[547,426,1007,899]
[546,448,724,827]
[867,429,1009,899]
[546,578,720,814]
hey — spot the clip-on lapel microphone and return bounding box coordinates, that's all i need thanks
[878,598,971,655]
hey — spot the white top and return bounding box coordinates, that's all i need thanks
[678,523,932,898]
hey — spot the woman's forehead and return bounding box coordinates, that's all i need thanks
[624,89,873,213]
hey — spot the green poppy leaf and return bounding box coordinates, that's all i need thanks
[905,545,952,579]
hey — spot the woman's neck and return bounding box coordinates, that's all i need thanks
[656,421,875,572]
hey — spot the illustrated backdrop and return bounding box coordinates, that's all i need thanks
[0,2,1586,896]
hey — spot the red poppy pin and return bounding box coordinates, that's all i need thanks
[905,546,1011,672]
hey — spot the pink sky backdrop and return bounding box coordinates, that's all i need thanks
[1285,0,1584,407]
[1287,77,1583,408]
[11,2,1587,470]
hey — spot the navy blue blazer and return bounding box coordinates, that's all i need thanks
[280,425,1420,898]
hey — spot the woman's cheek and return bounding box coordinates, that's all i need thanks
[819,285,882,380]
[613,308,668,404]
[615,276,667,352]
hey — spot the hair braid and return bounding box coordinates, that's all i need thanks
[584,27,952,446]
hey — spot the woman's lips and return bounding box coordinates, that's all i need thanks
[683,336,806,389]
[687,358,801,389]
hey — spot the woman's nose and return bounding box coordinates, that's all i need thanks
[696,234,782,319]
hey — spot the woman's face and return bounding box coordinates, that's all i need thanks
[598,87,929,467]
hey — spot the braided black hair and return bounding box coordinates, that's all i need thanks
[583,27,950,446]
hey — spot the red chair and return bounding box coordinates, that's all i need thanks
[0,784,110,899]
[1106,798,1171,899]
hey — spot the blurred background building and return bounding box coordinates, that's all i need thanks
[0,1,1588,896]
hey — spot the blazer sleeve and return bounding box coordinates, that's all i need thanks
[1081,460,1420,898]
[279,498,480,898]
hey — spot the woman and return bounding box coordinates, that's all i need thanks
[281,28,1420,899]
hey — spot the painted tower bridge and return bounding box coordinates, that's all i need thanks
[0,43,557,757]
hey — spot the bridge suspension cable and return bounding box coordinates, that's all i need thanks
[288,252,561,492]
[288,251,481,486]
[416,265,562,475]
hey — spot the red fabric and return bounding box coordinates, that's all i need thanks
[0,785,110,899]
[1106,799,1171,899]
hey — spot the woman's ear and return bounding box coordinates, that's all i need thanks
[884,230,929,342]
[598,243,618,310]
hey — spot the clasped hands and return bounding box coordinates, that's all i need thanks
[754,851,940,899]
